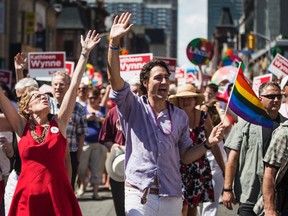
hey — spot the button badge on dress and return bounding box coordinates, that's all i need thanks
[50,126,59,134]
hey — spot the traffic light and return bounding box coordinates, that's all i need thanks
[247,34,255,50]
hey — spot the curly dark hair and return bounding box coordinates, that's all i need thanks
[139,59,170,95]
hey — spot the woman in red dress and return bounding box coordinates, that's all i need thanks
[0,30,101,216]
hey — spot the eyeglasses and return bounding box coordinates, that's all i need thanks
[27,93,50,105]
[78,87,88,91]
[260,94,282,100]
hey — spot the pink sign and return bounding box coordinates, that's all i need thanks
[28,52,66,77]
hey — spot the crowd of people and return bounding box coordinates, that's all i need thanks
[0,12,288,216]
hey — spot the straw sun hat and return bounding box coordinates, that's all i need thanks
[168,84,205,107]
[105,145,125,182]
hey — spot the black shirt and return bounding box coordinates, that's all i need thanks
[262,113,287,156]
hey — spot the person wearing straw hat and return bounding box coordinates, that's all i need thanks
[106,12,225,216]
[169,84,225,216]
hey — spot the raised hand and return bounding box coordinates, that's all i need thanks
[14,52,27,71]
[109,12,133,46]
[80,30,101,55]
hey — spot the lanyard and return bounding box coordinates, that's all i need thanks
[149,102,172,135]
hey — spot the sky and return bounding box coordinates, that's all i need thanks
[177,0,207,68]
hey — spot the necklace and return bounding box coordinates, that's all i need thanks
[149,102,173,135]
[29,121,49,143]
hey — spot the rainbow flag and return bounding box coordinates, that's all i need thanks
[228,63,273,128]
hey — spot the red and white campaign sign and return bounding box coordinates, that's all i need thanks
[155,57,177,74]
[120,53,153,81]
[268,53,288,77]
[65,61,75,76]
[186,70,197,84]
[252,74,273,96]
[28,52,66,77]
[0,70,12,88]
[175,67,186,86]
[155,57,177,81]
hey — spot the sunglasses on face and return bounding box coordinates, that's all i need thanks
[78,87,88,91]
[260,94,282,100]
[28,93,50,105]
[88,96,98,101]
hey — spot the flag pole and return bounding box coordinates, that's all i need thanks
[222,62,242,124]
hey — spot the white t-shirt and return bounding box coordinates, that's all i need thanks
[279,103,288,118]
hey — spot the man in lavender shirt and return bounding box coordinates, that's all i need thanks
[107,12,224,216]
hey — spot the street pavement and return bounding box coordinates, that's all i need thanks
[78,186,239,216]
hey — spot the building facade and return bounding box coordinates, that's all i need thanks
[103,0,178,58]
[208,0,243,41]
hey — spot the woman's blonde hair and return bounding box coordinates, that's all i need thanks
[18,86,38,120]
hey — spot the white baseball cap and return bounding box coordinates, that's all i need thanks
[280,76,288,90]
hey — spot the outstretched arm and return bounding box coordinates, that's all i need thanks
[58,30,101,127]
[180,122,224,164]
[107,12,133,91]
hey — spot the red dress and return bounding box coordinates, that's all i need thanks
[8,119,82,216]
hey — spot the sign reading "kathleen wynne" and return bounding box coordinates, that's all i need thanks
[119,53,153,82]
[28,52,66,78]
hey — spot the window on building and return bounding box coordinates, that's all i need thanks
[64,40,74,59]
